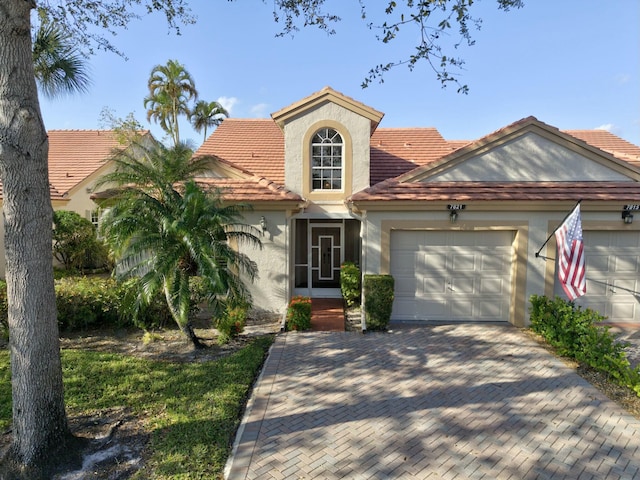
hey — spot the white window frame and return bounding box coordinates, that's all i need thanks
[311,128,343,191]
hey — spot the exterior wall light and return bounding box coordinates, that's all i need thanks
[622,210,633,224]
[449,210,458,223]
[260,216,268,231]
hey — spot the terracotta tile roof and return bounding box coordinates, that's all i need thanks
[48,130,144,196]
[196,176,302,203]
[195,119,285,184]
[565,129,640,168]
[447,140,472,150]
[350,181,640,203]
[0,130,140,201]
[197,121,459,186]
[370,128,458,184]
[194,115,640,194]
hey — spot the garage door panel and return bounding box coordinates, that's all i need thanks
[452,254,475,271]
[395,276,418,296]
[419,253,447,272]
[586,279,608,296]
[612,302,638,321]
[451,300,473,318]
[614,233,640,247]
[480,277,505,294]
[422,277,447,294]
[482,253,511,272]
[554,231,640,323]
[394,252,417,270]
[613,278,638,293]
[452,277,474,294]
[390,230,513,322]
[589,255,610,271]
[614,256,640,273]
[393,299,417,318]
[479,300,506,319]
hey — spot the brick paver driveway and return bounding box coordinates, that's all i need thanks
[225,324,640,479]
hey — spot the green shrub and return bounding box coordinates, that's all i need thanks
[55,277,122,330]
[529,294,640,395]
[340,262,361,307]
[286,296,312,331]
[52,210,111,273]
[363,274,394,331]
[216,306,247,344]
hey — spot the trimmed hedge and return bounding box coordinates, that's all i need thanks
[363,274,394,331]
[530,295,640,396]
[340,262,361,307]
[0,276,204,333]
[286,296,312,331]
[56,277,122,330]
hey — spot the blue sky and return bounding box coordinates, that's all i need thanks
[39,1,639,147]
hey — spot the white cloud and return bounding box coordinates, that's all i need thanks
[595,123,615,132]
[217,96,238,115]
[249,103,270,118]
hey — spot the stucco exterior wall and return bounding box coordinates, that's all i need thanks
[283,102,371,197]
[237,210,290,315]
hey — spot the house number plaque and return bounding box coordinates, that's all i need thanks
[624,205,640,211]
[447,204,466,211]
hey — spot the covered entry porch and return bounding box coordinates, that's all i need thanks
[292,218,361,298]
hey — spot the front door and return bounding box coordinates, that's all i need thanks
[310,225,342,296]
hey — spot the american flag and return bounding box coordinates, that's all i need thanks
[555,204,586,300]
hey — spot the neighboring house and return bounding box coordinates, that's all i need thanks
[0,129,154,276]
[194,86,640,327]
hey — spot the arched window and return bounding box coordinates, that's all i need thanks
[311,128,343,190]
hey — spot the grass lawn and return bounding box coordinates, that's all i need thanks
[0,335,273,478]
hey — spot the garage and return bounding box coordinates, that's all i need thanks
[554,230,640,323]
[390,230,514,322]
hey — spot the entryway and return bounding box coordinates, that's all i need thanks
[293,218,360,298]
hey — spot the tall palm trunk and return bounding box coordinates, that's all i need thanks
[0,0,75,473]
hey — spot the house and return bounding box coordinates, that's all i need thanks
[0,129,154,276]
[194,86,640,327]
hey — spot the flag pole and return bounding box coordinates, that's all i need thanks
[535,199,582,258]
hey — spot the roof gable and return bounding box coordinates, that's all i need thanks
[48,130,151,196]
[271,86,384,133]
[399,117,640,184]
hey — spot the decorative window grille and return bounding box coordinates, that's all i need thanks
[311,128,343,190]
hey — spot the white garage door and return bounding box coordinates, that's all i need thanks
[554,231,640,323]
[390,230,514,322]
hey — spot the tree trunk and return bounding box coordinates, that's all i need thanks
[182,320,205,349]
[0,0,74,474]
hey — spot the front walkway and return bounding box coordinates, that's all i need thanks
[226,324,640,479]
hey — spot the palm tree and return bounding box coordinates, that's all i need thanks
[144,59,197,146]
[191,100,229,141]
[97,141,261,348]
[32,21,90,98]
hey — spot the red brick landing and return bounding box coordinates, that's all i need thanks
[310,298,345,332]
